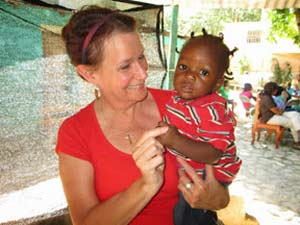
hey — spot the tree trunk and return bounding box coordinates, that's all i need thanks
[295,8,300,33]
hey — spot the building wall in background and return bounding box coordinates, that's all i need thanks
[223,20,300,87]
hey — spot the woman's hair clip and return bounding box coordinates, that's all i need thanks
[81,12,117,64]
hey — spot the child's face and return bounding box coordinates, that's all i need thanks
[174,41,224,100]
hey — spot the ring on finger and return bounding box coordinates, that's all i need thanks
[185,182,193,189]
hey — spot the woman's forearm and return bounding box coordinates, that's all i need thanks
[59,154,162,225]
[82,178,158,225]
[203,183,230,210]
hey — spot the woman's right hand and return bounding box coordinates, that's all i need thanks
[132,126,168,194]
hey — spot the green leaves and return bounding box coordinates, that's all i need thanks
[165,8,261,36]
[267,9,300,46]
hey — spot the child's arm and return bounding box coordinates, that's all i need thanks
[251,92,257,101]
[157,121,222,164]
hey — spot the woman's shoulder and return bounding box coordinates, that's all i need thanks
[60,101,95,129]
[260,94,270,101]
[56,102,95,161]
[260,94,275,106]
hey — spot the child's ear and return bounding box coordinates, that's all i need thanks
[214,77,225,91]
[76,64,97,84]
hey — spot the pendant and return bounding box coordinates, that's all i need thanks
[125,133,133,144]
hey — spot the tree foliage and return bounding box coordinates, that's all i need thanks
[267,9,300,46]
[236,55,251,75]
[272,59,293,85]
[165,8,261,36]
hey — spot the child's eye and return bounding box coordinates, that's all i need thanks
[199,69,208,76]
[178,64,187,71]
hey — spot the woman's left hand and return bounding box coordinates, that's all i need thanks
[176,156,230,210]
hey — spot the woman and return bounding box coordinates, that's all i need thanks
[260,82,300,150]
[56,6,229,225]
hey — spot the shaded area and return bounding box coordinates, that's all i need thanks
[0,1,70,68]
[0,55,92,195]
[0,1,166,224]
[0,0,166,195]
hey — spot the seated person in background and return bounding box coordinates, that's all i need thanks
[273,85,300,112]
[158,29,242,225]
[219,79,235,112]
[280,85,291,103]
[260,82,300,150]
[289,74,300,99]
[239,83,256,116]
[273,85,289,110]
[286,79,300,111]
[287,81,292,94]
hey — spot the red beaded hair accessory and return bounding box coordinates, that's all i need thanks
[81,12,116,64]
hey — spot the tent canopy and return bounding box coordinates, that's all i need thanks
[39,0,300,10]
[142,0,300,9]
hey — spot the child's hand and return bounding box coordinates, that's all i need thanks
[156,121,180,148]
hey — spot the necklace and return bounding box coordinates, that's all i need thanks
[125,133,133,144]
[97,98,136,145]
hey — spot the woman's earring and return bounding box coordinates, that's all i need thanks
[94,88,101,99]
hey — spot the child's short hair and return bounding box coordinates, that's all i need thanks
[243,83,253,91]
[183,28,238,80]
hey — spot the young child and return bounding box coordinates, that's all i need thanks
[219,79,235,113]
[158,29,242,225]
[239,83,256,117]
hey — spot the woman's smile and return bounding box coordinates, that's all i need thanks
[127,83,145,90]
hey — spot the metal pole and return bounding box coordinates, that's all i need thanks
[163,4,178,90]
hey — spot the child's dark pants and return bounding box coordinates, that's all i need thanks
[173,192,219,225]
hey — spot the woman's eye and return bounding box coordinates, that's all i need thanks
[199,69,208,76]
[138,54,145,60]
[119,64,130,70]
[178,64,187,71]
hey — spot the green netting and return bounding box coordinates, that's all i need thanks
[0,1,70,67]
[0,1,166,223]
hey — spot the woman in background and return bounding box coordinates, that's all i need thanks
[260,82,300,150]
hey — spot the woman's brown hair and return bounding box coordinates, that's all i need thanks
[62,5,136,67]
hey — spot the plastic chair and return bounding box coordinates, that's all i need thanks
[251,97,284,148]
